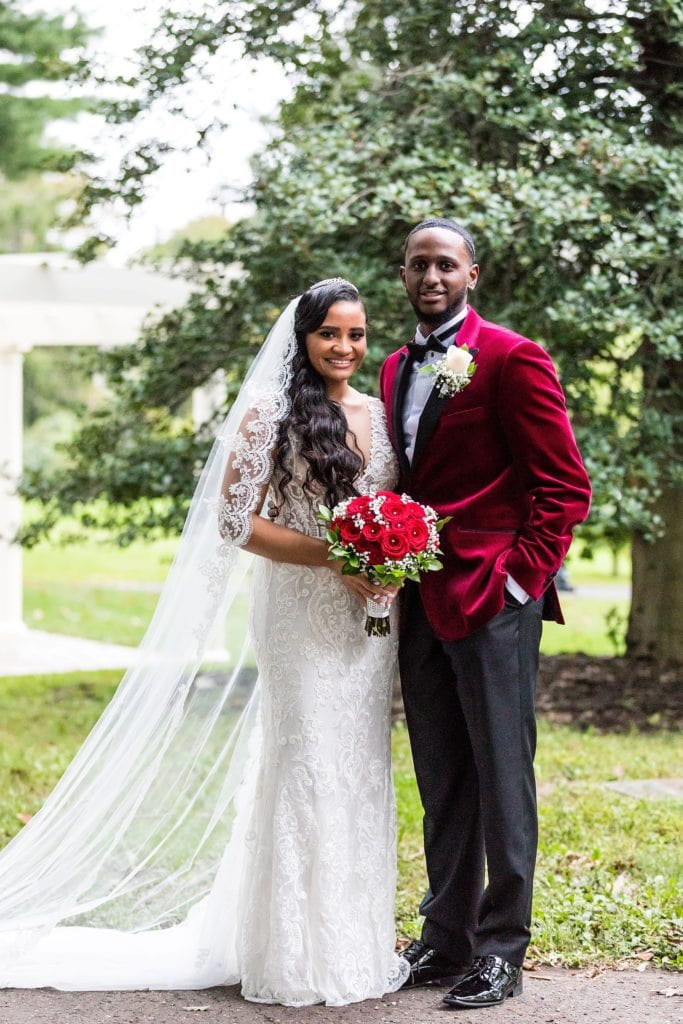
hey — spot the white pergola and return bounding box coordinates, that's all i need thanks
[0,252,192,673]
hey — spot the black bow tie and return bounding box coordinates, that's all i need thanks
[406,336,449,363]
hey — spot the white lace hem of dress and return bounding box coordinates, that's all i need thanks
[242,954,410,1007]
[2,927,410,1005]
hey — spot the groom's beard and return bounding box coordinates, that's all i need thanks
[409,293,468,328]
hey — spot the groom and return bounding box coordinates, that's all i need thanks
[380,218,591,1009]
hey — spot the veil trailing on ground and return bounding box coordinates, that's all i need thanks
[0,296,304,990]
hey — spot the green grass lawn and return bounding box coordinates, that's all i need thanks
[0,670,679,969]
[22,538,630,654]
[9,538,675,968]
[23,537,177,646]
[540,595,627,656]
[541,546,630,656]
[394,719,681,968]
[0,671,122,845]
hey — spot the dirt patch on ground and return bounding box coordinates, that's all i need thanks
[1,969,680,1024]
[536,654,682,732]
[392,654,681,732]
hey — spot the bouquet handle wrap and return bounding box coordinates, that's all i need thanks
[365,597,391,637]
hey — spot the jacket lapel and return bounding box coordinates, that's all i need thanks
[411,309,481,471]
[391,350,412,479]
[411,389,452,470]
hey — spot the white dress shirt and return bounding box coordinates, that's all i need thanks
[401,306,530,604]
[402,308,469,463]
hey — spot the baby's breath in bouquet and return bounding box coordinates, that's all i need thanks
[318,491,449,636]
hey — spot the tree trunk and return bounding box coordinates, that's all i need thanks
[627,487,683,666]
[625,12,682,671]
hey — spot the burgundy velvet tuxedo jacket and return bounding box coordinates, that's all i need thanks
[379,307,591,641]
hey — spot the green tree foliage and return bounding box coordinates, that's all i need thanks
[0,173,80,252]
[0,0,91,178]
[23,1,683,661]
[142,215,232,263]
[22,346,93,427]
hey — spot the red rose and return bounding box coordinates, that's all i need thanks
[380,529,411,560]
[388,518,408,531]
[346,496,371,516]
[360,540,384,566]
[339,520,363,544]
[381,497,408,522]
[403,501,426,518]
[362,520,383,541]
[406,518,430,550]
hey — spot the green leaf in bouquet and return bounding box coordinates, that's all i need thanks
[436,516,452,531]
[425,558,444,571]
[318,504,332,522]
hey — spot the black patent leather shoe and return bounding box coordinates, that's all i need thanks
[442,955,523,1008]
[400,939,469,988]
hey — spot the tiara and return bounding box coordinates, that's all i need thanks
[309,277,356,291]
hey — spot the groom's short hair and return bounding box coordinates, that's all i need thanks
[402,218,476,262]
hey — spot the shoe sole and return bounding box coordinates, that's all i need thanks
[442,981,523,1008]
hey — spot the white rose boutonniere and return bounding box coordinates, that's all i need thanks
[420,343,478,397]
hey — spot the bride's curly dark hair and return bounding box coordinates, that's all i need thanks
[271,279,367,513]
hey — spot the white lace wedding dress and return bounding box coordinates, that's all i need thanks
[1,396,408,1006]
[237,395,407,1005]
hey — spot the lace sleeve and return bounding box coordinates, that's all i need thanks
[217,402,280,546]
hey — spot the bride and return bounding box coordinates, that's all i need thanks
[0,278,409,1006]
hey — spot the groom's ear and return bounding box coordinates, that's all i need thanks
[399,266,407,287]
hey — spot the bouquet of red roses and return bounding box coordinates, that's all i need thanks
[318,491,449,636]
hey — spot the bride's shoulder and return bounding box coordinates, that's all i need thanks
[345,390,386,417]
[347,390,388,425]
[360,394,386,411]
[367,395,388,420]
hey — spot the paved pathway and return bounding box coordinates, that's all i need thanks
[0,628,137,676]
[0,630,230,677]
[1,969,680,1024]
[569,584,630,601]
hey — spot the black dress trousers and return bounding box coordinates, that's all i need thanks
[398,581,543,967]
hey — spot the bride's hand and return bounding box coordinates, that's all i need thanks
[330,564,400,608]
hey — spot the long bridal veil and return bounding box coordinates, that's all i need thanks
[0,298,300,990]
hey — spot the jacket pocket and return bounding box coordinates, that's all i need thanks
[456,527,518,534]
[439,404,489,424]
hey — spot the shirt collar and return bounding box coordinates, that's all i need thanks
[415,305,469,345]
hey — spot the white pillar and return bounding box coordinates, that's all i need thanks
[0,346,24,633]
